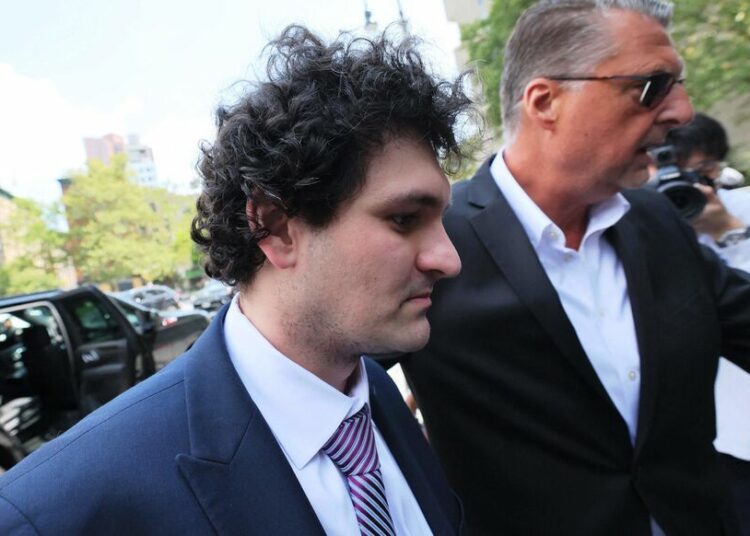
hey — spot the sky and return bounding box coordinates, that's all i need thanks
[0,0,462,204]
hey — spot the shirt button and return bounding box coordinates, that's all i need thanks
[628,370,638,381]
[547,229,559,241]
[563,252,573,262]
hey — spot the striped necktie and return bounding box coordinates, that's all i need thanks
[322,404,396,536]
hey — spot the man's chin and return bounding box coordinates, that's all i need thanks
[624,162,652,188]
[367,323,431,357]
[396,323,431,353]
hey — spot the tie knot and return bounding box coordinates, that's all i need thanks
[322,404,379,476]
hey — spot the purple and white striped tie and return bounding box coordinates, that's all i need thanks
[322,404,396,536]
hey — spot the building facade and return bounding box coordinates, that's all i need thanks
[83,133,126,166]
[125,134,158,187]
[83,133,159,187]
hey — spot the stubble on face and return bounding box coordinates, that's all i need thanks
[281,138,449,366]
[274,228,359,370]
[284,225,429,368]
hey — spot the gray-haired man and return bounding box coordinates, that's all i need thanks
[399,1,750,534]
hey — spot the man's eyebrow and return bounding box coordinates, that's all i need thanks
[379,191,447,210]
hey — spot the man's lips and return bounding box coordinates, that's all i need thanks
[405,291,432,307]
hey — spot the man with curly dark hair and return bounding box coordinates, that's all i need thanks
[0,25,470,535]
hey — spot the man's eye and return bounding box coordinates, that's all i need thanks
[391,213,418,228]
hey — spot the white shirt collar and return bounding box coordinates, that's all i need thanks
[489,150,631,250]
[223,295,369,470]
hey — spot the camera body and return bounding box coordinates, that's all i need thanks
[649,145,713,220]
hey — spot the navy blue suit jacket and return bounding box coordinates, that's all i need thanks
[0,307,461,535]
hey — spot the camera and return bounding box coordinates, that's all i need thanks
[648,145,713,220]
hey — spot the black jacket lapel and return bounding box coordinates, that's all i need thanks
[607,213,660,457]
[175,310,324,535]
[465,160,618,410]
[367,361,458,536]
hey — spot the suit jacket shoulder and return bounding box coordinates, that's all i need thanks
[0,349,213,535]
[405,155,750,534]
[0,310,462,536]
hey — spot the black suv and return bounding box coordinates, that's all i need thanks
[0,285,209,471]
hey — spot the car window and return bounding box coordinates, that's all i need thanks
[109,298,149,331]
[65,297,124,343]
[113,301,140,329]
[0,305,68,384]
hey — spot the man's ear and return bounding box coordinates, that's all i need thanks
[521,78,562,131]
[246,199,296,269]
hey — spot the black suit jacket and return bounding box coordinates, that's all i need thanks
[401,157,750,535]
[0,306,462,535]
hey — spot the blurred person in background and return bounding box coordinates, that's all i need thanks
[666,113,750,264]
[665,113,750,535]
[0,25,471,535]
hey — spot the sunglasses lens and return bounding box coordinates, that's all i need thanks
[640,73,674,107]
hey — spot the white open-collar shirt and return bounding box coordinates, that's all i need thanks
[223,296,432,535]
[490,152,642,444]
[492,154,667,536]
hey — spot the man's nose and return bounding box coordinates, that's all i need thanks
[658,82,693,129]
[418,225,461,279]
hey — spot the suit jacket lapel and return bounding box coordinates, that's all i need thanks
[368,373,456,536]
[175,309,324,536]
[607,214,660,457]
[466,160,617,409]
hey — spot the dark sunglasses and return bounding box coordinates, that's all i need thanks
[546,72,684,108]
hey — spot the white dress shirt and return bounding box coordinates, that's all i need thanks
[223,296,432,535]
[491,153,641,443]
[492,154,670,536]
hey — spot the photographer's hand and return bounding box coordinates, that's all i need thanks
[691,183,744,240]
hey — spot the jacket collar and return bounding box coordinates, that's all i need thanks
[466,157,664,453]
[175,307,457,534]
[366,360,460,536]
[465,158,632,445]
[606,203,660,457]
[176,306,325,535]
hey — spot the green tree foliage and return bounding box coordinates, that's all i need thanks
[0,257,62,294]
[63,155,196,285]
[672,0,750,115]
[461,0,533,135]
[0,198,67,295]
[461,0,750,133]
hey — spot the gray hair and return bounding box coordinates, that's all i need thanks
[501,0,673,137]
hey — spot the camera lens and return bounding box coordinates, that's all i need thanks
[662,184,706,219]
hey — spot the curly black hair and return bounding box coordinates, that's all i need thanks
[191,24,473,286]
